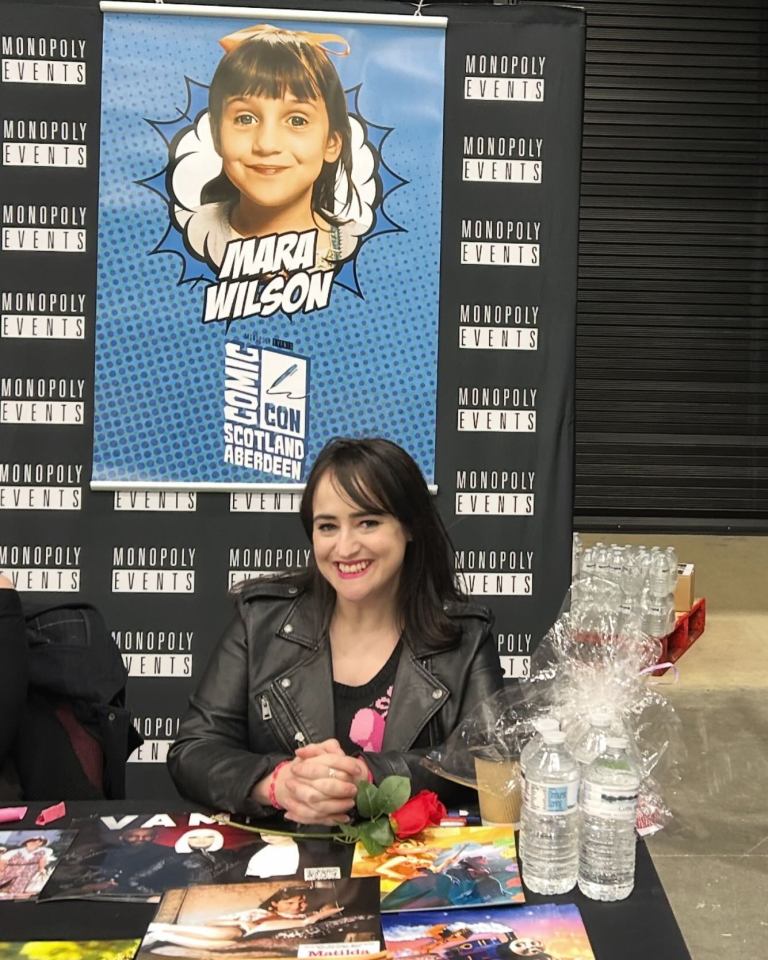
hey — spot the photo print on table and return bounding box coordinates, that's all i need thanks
[137,878,382,960]
[0,830,76,902]
[351,825,524,912]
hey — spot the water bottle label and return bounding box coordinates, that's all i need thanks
[524,779,578,815]
[581,781,639,818]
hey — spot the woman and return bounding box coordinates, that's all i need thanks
[168,438,504,823]
[146,886,342,950]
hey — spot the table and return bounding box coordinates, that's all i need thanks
[0,803,691,959]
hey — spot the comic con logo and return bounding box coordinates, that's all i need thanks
[141,24,404,322]
[224,339,308,480]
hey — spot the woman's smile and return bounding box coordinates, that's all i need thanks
[335,559,373,579]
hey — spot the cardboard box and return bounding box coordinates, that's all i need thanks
[674,562,695,613]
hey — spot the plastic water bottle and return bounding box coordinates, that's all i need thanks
[520,730,579,894]
[643,553,676,639]
[572,532,583,581]
[520,716,560,780]
[578,736,641,901]
[569,707,614,774]
[518,716,560,863]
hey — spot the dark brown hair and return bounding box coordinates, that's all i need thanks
[295,437,463,650]
[203,30,354,223]
[260,885,310,912]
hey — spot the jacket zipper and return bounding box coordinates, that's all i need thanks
[265,685,310,752]
[271,683,309,743]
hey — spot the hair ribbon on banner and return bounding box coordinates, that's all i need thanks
[219,23,350,57]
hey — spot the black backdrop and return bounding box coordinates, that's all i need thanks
[0,0,584,798]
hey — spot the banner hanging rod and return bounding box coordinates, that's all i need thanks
[92,481,440,494]
[99,2,448,28]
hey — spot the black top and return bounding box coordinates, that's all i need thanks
[333,640,402,755]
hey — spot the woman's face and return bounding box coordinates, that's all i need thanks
[186,831,218,850]
[216,92,341,218]
[273,893,307,916]
[24,839,45,850]
[312,471,409,609]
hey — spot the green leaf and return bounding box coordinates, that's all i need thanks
[358,816,396,856]
[375,775,411,815]
[355,780,379,819]
[336,823,361,844]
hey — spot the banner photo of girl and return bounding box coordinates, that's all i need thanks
[93,8,445,488]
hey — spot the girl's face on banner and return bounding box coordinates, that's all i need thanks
[217,93,341,217]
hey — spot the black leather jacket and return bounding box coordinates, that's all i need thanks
[168,581,504,815]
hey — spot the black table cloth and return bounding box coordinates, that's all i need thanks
[0,802,691,960]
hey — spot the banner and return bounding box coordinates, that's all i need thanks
[1,0,583,799]
[92,5,446,488]
[432,2,583,679]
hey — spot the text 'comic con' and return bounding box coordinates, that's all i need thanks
[0,0,584,796]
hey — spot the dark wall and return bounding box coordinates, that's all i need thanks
[534,0,768,531]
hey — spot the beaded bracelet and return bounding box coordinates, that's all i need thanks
[268,759,291,810]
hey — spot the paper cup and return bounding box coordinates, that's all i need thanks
[474,755,522,827]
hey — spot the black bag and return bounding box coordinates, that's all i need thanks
[14,602,143,800]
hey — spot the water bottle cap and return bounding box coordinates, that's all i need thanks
[606,736,628,748]
[533,716,559,733]
[589,707,613,726]
[542,729,566,744]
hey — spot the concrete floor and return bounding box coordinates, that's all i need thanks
[579,534,768,960]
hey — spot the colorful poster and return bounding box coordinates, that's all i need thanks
[39,812,308,903]
[0,943,141,960]
[382,903,595,960]
[350,826,523,911]
[92,6,445,488]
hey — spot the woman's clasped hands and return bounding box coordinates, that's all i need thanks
[273,738,370,826]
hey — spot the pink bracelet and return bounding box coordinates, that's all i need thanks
[268,760,291,810]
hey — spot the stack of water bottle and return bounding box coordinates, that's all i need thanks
[571,537,678,641]
[519,713,642,901]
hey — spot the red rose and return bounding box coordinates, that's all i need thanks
[390,790,447,838]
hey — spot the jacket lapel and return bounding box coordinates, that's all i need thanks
[274,594,451,752]
[273,593,336,744]
[382,649,450,751]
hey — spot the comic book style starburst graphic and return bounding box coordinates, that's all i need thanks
[138,77,407,305]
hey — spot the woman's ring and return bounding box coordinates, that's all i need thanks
[328,766,337,779]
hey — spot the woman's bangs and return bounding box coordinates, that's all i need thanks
[331,461,394,518]
[233,44,323,103]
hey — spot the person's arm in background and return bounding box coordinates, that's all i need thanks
[0,575,27,769]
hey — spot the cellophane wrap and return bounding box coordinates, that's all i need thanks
[424,576,685,834]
